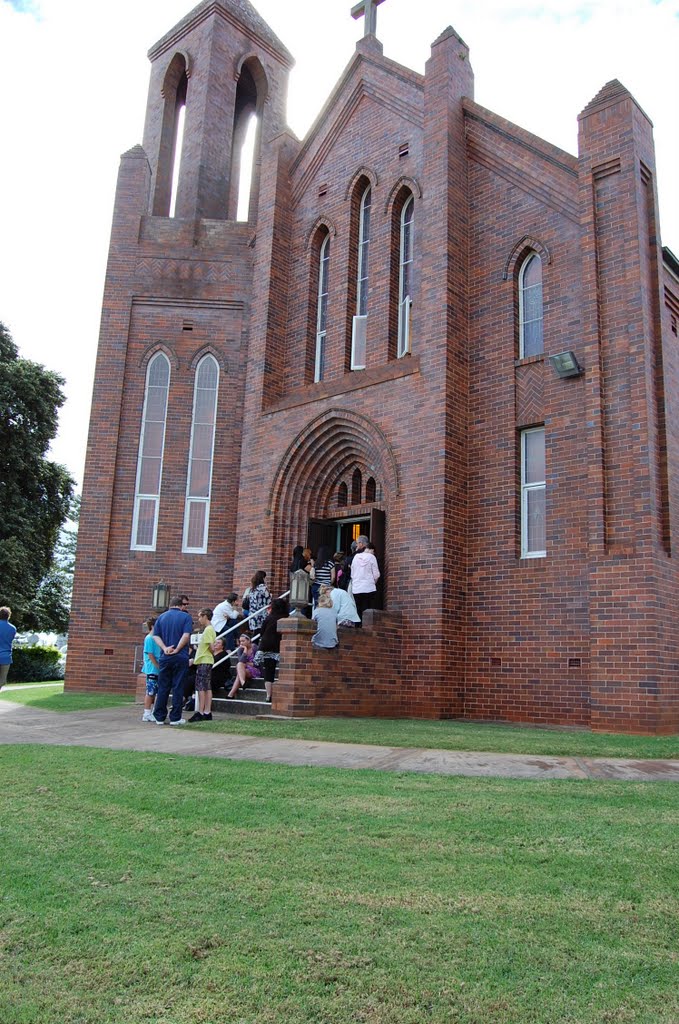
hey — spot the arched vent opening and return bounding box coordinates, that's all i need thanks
[351,468,363,505]
[229,59,267,221]
[154,54,189,217]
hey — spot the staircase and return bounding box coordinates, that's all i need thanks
[212,681,272,717]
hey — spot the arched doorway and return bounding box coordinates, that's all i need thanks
[268,409,399,601]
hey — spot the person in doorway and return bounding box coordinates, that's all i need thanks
[141,616,160,722]
[344,540,358,594]
[311,545,335,607]
[189,607,216,722]
[289,545,309,573]
[350,535,380,624]
[152,595,193,725]
[333,551,349,591]
[311,590,338,649]
[0,607,17,690]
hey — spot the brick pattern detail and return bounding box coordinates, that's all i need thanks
[515,360,544,427]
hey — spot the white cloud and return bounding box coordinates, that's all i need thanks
[1,0,676,486]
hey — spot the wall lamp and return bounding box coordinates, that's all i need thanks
[548,351,583,379]
[289,569,311,614]
[152,581,171,612]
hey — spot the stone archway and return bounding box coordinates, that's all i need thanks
[268,408,400,577]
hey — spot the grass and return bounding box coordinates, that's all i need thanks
[202,710,679,761]
[0,684,134,712]
[2,683,679,757]
[1,744,678,1024]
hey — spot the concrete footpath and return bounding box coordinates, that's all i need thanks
[1,699,678,782]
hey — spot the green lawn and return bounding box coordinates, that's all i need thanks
[3,684,679,758]
[203,710,679,761]
[1,745,678,1024]
[0,684,134,712]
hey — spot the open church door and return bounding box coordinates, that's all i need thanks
[370,507,386,609]
[307,519,336,557]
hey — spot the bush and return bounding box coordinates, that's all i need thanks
[8,645,64,682]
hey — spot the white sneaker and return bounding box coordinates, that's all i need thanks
[170,718,187,726]
[154,717,166,725]
[142,711,155,722]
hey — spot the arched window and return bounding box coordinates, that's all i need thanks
[365,477,376,503]
[314,233,331,383]
[182,355,219,553]
[519,253,543,357]
[337,481,348,507]
[397,195,414,357]
[351,185,371,370]
[351,468,363,505]
[131,352,171,550]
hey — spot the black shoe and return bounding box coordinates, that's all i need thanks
[188,712,203,723]
[202,712,213,721]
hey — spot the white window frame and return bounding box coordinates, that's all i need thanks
[314,234,330,383]
[182,355,219,554]
[521,427,546,559]
[131,352,171,551]
[398,195,414,358]
[518,252,544,358]
[351,315,367,371]
[351,185,371,370]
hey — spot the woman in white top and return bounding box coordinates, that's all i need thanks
[349,535,380,625]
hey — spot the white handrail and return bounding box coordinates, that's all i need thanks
[211,589,291,672]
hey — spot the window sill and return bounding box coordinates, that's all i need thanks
[514,354,544,368]
[263,356,421,415]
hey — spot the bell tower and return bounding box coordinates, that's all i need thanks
[141,0,294,222]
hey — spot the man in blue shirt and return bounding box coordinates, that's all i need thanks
[0,607,17,689]
[152,595,193,725]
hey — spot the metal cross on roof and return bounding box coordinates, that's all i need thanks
[351,0,386,38]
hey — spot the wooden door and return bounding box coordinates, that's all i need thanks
[369,507,386,609]
[307,519,336,557]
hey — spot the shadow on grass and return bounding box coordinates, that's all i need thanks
[0,686,134,714]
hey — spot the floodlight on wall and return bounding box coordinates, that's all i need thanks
[548,351,583,379]
[152,581,171,612]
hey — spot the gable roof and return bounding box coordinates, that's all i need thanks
[148,0,294,67]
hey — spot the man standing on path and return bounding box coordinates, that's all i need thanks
[0,607,16,689]
[152,595,193,725]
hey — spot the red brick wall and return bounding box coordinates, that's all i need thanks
[273,613,406,719]
[68,8,679,734]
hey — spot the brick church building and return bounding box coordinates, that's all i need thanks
[67,0,679,733]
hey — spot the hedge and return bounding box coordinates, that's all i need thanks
[8,646,64,682]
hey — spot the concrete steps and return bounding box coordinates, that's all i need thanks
[212,682,271,717]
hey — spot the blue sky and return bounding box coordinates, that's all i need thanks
[6,0,39,12]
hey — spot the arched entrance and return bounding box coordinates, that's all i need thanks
[268,409,399,599]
